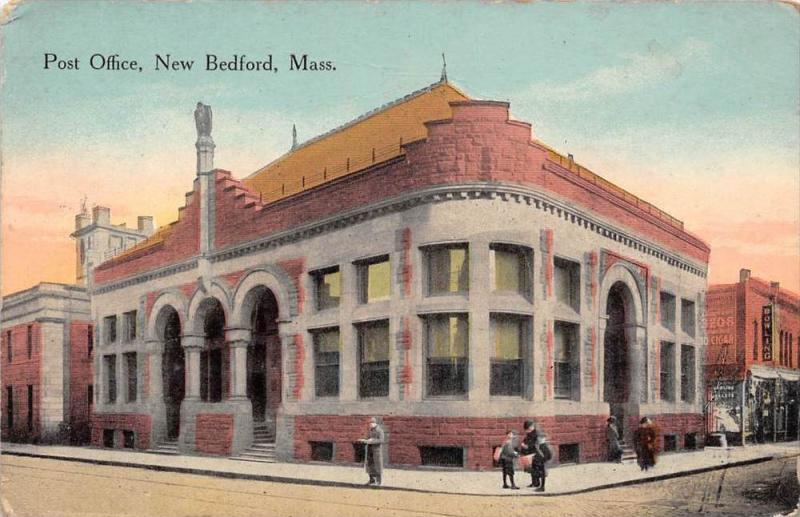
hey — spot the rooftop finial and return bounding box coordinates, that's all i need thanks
[291,124,298,150]
[440,53,448,83]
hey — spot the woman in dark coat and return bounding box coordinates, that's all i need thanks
[606,416,622,463]
[633,417,659,471]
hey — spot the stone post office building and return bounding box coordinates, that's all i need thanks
[89,79,710,468]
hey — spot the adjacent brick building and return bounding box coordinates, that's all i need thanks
[90,79,710,468]
[706,269,799,444]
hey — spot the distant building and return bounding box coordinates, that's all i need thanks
[1,205,153,444]
[706,269,800,444]
[90,78,710,468]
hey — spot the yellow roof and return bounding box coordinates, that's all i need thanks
[243,81,470,201]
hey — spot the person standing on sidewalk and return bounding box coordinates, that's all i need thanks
[530,435,552,492]
[360,417,385,486]
[606,416,623,463]
[633,417,659,471]
[498,430,520,489]
[519,420,539,486]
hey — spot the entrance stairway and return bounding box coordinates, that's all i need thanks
[619,441,637,463]
[146,439,180,456]
[231,423,277,464]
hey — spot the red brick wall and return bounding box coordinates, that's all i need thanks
[91,413,152,450]
[195,413,234,455]
[293,412,704,470]
[68,321,94,444]
[1,322,42,440]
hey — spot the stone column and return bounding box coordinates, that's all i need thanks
[145,339,164,403]
[469,241,491,402]
[182,335,204,400]
[226,328,251,400]
[627,324,648,404]
[597,317,608,402]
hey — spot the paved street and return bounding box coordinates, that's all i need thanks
[1,455,797,517]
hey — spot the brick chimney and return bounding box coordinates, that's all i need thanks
[137,216,155,236]
[92,206,110,225]
[739,269,751,283]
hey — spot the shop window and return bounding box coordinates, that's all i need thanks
[660,342,675,402]
[680,345,695,403]
[104,315,117,344]
[357,256,391,303]
[425,244,469,296]
[660,292,676,331]
[554,257,580,312]
[312,328,340,398]
[357,320,390,398]
[310,441,334,461]
[313,267,341,311]
[663,434,678,452]
[490,314,527,397]
[681,299,696,336]
[559,443,580,464]
[103,429,114,448]
[419,446,464,467]
[6,386,13,429]
[26,325,32,359]
[554,321,580,400]
[26,385,33,431]
[123,430,135,449]
[123,311,137,342]
[104,354,117,403]
[425,314,468,397]
[124,352,137,403]
[490,244,531,297]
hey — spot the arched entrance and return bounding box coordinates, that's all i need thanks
[197,298,226,402]
[158,307,184,440]
[246,288,281,423]
[604,281,635,437]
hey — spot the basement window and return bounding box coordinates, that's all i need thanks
[558,443,580,464]
[684,433,697,450]
[310,441,334,462]
[419,446,464,468]
[103,429,115,448]
[123,430,135,449]
[353,442,366,464]
[664,435,678,452]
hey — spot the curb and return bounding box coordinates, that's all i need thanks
[1,449,794,497]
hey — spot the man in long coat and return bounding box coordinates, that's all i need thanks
[362,417,385,486]
[606,416,622,463]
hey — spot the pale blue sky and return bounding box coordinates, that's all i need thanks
[1,1,798,293]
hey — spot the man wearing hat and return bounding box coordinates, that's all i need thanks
[360,417,385,486]
[519,420,539,487]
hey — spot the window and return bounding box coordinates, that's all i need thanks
[681,345,695,403]
[313,267,341,311]
[6,386,13,429]
[310,441,334,461]
[558,443,580,464]
[124,352,137,402]
[553,321,580,399]
[425,314,469,397]
[425,244,469,295]
[200,348,223,402]
[6,331,12,363]
[104,354,117,403]
[357,320,390,398]
[103,429,114,448]
[681,299,696,336]
[419,446,464,467]
[26,325,32,359]
[660,292,676,331]
[554,257,580,311]
[26,385,33,431]
[123,430,135,449]
[88,385,94,408]
[357,256,391,303]
[313,328,340,398]
[490,314,526,396]
[88,326,94,358]
[104,315,117,344]
[490,244,531,296]
[663,435,678,452]
[660,342,675,402]
[123,311,137,342]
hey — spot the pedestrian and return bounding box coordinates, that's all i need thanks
[633,417,659,471]
[606,416,623,463]
[530,435,552,492]
[360,416,385,486]
[498,430,520,489]
[519,420,539,486]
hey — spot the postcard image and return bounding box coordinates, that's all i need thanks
[0,2,798,517]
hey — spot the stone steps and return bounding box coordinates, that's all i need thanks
[146,441,180,456]
[230,425,277,464]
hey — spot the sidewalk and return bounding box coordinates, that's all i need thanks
[2,441,797,496]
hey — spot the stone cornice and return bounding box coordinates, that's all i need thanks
[93,182,708,295]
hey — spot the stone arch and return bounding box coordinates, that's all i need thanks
[599,264,645,325]
[187,282,232,336]
[231,267,296,328]
[146,289,189,341]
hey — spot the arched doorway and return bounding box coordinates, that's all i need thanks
[604,281,634,437]
[159,307,184,440]
[197,298,226,402]
[246,288,281,423]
